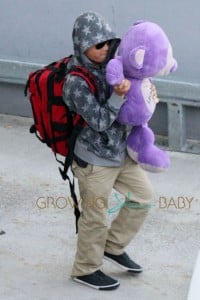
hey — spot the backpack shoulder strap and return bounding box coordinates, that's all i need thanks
[69,66,98,98]
[60,65,98,181]
[60,65,98,233]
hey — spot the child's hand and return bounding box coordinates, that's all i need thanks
[114,79,131,97]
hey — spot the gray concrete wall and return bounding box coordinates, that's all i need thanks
[0,0,200,152]
[0,0,200,82]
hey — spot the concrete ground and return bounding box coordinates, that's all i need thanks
[0,113,200,300]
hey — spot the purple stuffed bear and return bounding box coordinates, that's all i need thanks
[106,20,177,172]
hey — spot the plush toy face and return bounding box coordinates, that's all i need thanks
[118,20,177,79]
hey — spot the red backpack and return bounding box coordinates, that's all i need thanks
[24,56,97,232]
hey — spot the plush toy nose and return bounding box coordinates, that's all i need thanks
[170,59,178,73]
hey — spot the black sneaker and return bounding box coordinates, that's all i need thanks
[73,270,120,290]
[104,251,143,273]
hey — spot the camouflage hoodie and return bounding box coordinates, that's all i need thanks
[63,11,127,166]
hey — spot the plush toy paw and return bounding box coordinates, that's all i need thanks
[106,56,124,85]
[127,125,170,172]
[127,144,170,172]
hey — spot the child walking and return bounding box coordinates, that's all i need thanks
[63,11,154,290]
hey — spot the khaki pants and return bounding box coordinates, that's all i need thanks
[71,155,154,276]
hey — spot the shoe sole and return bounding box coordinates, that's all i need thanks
[103,255,143,273]
[73,277,120,290]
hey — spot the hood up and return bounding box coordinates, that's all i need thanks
[72,11,120,64]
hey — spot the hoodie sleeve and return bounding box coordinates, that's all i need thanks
[63,75,124,132]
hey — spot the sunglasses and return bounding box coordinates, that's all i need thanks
[95,40,112,50]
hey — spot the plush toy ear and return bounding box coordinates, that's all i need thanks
[129,47,145,69]
[133,20,145,26]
